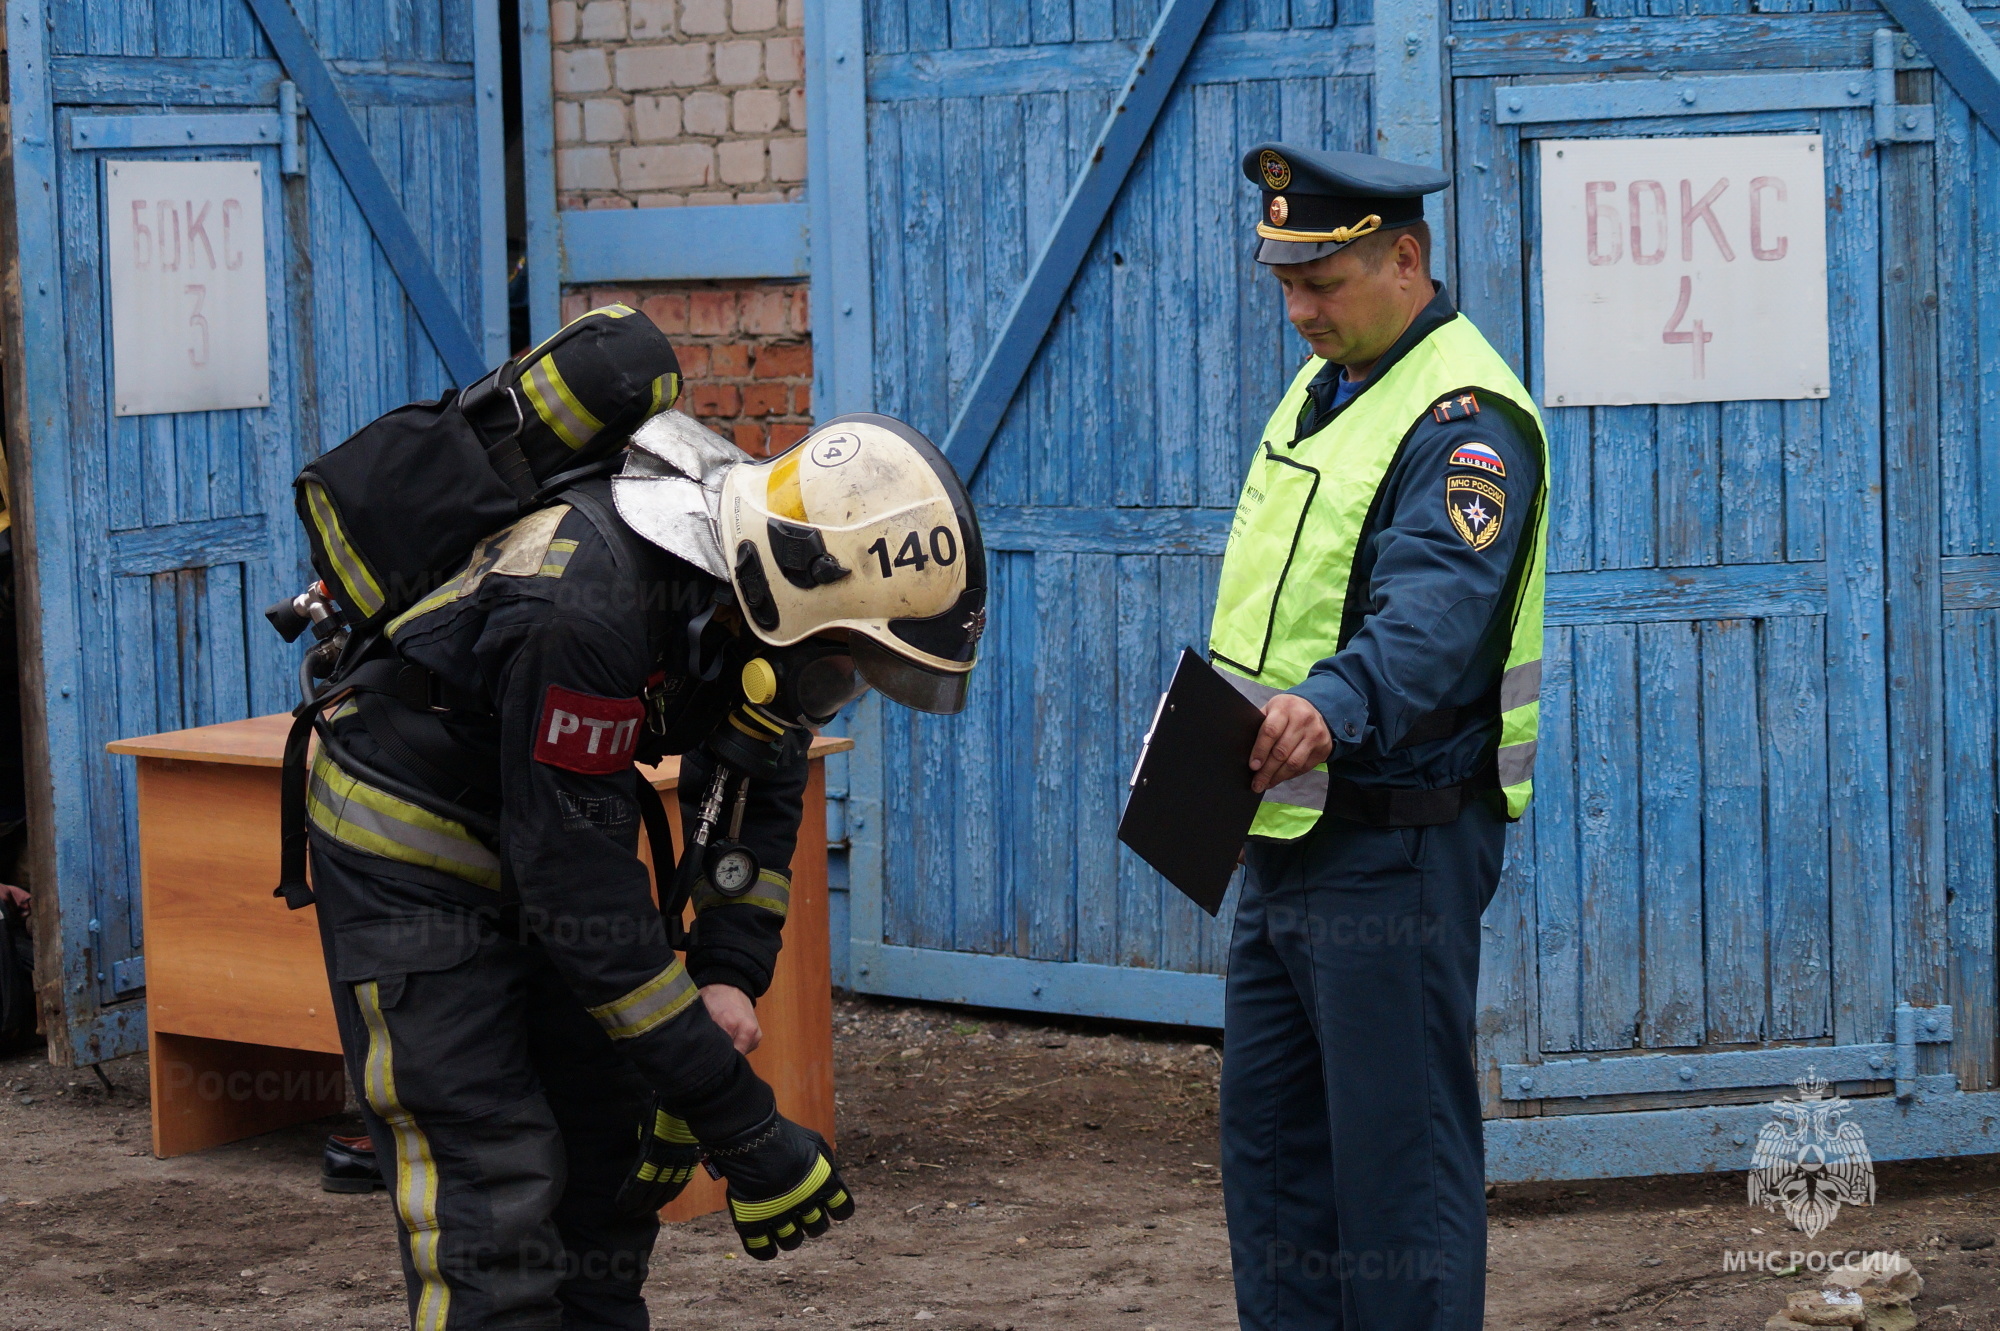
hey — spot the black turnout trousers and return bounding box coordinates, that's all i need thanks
[311,842,661,1331]
[1220,800,1505,1331]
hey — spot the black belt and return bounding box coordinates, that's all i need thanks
[1323,775,1478,827]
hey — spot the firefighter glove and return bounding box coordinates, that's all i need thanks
[613,1101,703,1217]
[705,1108,855,1259]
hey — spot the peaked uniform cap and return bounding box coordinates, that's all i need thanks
[1242,143,1450,265]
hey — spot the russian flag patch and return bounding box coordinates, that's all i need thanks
[1449,441,1506,478]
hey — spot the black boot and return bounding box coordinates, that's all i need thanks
[321,1133,386,1193]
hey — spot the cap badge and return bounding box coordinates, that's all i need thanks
[1268,195,1289,226]
[1259,149,1291,191]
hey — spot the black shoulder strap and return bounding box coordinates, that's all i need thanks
[275,701,318,909]
[461,370,541,507]
[563,484,633,575]
[634,769,688,950]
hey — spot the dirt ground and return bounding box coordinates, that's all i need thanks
[0,995,1996,1330]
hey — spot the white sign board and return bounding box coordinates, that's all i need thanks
[1538,135,1829,407]
[106,160,270,417]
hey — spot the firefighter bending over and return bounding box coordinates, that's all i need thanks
[270,305,985,1330]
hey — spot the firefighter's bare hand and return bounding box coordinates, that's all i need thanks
[702,984,762,1054]
[1249,694,1334,794]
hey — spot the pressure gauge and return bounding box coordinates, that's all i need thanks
[705,842,760,897]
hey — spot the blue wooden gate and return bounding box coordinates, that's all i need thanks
[811,0,2000,1175]
[818,0,1372,1022]
[1444,3,2000,1179]
[8,0,506,1064]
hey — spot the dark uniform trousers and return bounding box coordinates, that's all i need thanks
[311,842,661,1331]
[1221,799,1504,1331]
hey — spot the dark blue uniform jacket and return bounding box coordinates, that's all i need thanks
[1282,285,1544,792]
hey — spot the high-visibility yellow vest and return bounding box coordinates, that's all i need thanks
[1208,315,1549,839]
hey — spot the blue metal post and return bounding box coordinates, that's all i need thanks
[1374,0,1445,167]
[804,0,873,418]
[473,0,512,366]
[519,0,562,344]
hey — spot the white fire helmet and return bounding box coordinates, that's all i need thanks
[719,414,986,715]
[612,409,985,716]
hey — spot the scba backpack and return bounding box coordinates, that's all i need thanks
[270,304,682,907]
[293,303,682,633]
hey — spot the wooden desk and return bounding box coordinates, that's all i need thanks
[107,715,850,1222]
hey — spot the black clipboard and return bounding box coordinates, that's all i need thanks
[1116,648,1266,916]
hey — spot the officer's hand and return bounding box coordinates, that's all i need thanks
[701,983,763,1053]
[1249,694,1334,793]
[706,1109,856,1259]
[612,1101,702,1217]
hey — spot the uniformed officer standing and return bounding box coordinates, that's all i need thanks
[1209,145,1549,1330]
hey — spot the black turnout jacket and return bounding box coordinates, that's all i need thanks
[319,479,805,1132]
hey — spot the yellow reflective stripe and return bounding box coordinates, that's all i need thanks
[303,483,385,617]
[385,579,467,640]
[650,371,680,414]
[656,1110,697,1144]
[539,538,578,579]
[387,508,577,639]
[587,960,699,1039]
[518,302,636,363]
[693,869,791,918]
[307,753,501,889]
[730,1154,832,1224]
[357,982,450,1331]
[521,355,603,450]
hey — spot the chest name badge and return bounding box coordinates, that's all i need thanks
[1446,475,1506,551]
[1449,441,1507,477]
[536,685,644,774]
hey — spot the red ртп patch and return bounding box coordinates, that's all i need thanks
[536,685,644,774]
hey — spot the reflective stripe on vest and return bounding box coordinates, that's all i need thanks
[307,749,502,888]
[1208,315,1549,836]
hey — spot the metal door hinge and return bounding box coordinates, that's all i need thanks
[1873,29,1936,143]
[1492,28,1935,143]
[278,80,304,176]
[1502,1004,1953,1101]
[69,82,309,170]
[109,955,145,995]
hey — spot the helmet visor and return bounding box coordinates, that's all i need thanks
[792,649,872,724]
[851,634,972,716]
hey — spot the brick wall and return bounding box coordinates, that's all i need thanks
[564,280,812,456]
[551,0,805,208]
